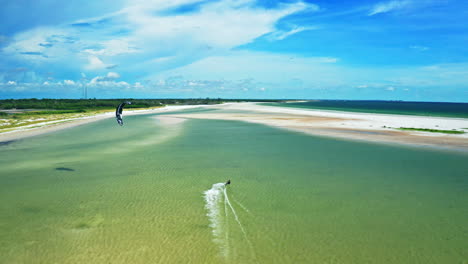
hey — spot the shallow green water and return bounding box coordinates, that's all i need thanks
[0,112,467,263]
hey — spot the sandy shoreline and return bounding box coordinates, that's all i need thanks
[1,102,467,152]
[168,103,468,153]
[0,105,207,142]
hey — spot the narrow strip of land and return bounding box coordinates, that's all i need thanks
[166,103,468,152]
[0,105,205,142]
[1,102,467,152]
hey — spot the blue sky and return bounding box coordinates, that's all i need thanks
[1,0,467,101]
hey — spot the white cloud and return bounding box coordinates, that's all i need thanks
[269,26,318,41]
[125,0,203,13]
[2,59,467,99]
[134,82,144,89]
[83,39,139,56]
[90,74,117,84]
[85,56,110,70]
[88,79,131,88]
[64,80,76,85]
[410,45,429,51]
[3,0,465,100]
[3,27,61,55]
[318,57,339,63]
[152,51,343,86]
[1,0,314,83]
[107,72,120,79]
[7,81,17,85]
[149,51,468,95]
[369,0,411,16]
[122,0,312,49]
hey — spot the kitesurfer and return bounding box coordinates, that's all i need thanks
[225,179,231,186]
[115,101,131,126]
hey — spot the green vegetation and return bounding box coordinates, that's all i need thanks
[18,109,87,115]
[0,98,281,132]
[0,98,280,110]
[398,127,465,134]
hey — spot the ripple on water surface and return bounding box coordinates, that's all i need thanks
[0,114,467,263]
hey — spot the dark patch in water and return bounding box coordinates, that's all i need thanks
[55,167,75,171]
[193,224,210,230]
[21,206,41,214]
[0,140,16,146]
[74,223,91,229]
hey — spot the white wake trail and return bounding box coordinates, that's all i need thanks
[233,198,252,215]
[204,183,229,257]
[224,188,248,238]
[224,188,230,258]
[204,183,257,262]
[224,188,258,262]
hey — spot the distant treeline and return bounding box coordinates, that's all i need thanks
[0,98,281,110]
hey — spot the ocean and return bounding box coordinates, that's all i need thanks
[264,100,468,118]
[0,110,466,263]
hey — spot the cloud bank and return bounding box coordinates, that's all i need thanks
[1,0,467,102]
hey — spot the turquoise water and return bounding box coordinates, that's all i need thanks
[0,112,467,263]
[265,101,468,118]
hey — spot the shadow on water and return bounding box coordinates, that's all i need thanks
[55,167,75,172]
[0,140,16,146]
[21,206,42,214]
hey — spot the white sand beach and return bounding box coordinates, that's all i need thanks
[169,103,468,152]
[0,105,206,142]
[1,102,468,152]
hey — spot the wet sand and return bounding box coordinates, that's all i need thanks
[0,105,207,142]
[166,103,468,152]
[2,102,467,152]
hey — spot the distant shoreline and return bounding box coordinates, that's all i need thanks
[1,102,468,153]
[263,101,468,118]
[0,105,210,142]
[166,103,468,153]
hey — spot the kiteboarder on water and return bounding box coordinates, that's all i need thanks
[115,101,131,126]
[225,179,231,186]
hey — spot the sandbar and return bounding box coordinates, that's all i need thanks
[1,102,467,152]
[168,103,468,152]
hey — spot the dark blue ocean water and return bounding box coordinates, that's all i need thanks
[265,100,468,118]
